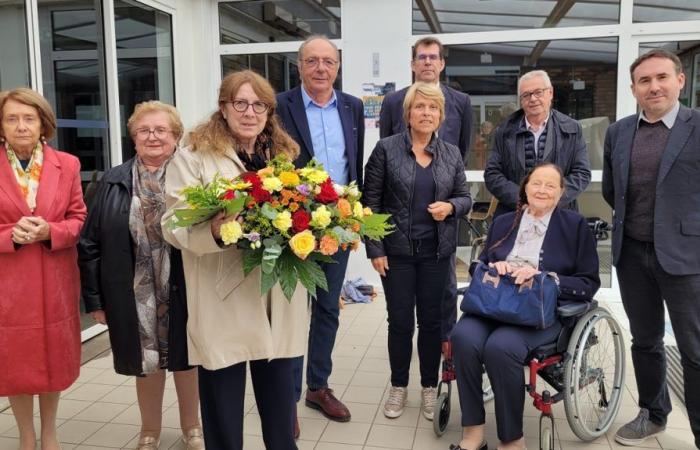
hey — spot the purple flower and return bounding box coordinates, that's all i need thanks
[296,184,311,196]
[244,232,261,242]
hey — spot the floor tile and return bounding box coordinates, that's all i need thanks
[319,421,371,445]
[81,422,139,447]
[366,424,415,449]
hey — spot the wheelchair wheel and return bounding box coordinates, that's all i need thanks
[563,307,625,441]
[433,391,451,436]
[539,415,554,450]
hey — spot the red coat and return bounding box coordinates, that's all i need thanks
[0,145,87,395]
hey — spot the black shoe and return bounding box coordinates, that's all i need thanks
[449,442,487,450]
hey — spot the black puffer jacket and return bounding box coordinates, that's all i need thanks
[78,158,190,376]
[363,131,472,259]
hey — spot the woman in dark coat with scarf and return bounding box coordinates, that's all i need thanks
[79,101,204,450]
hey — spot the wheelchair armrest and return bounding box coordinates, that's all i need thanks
[557,300,598,318]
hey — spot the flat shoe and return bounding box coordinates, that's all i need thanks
[136,435,160,450]
[449,442,488,450]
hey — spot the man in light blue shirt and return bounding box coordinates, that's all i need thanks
[277,34,365,435]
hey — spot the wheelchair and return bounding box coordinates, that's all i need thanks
[434,220,626,450]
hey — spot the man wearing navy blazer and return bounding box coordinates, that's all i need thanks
[277,34,364,433]
[603,49,700,449]
[378,36,472,357]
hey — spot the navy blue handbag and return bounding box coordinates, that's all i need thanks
[460,262,559,329]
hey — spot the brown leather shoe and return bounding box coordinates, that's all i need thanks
[305,388,351,422]
[293,406,300,440]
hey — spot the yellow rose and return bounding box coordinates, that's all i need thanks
[289,230,316,260]
[262,176,283,192]
[272,210,292,232]
[300,167,329,184]
[279,171,301,187]
[363,207,373,216]
[311,205,332,229]
[220,220,243,245]
[353,201,364,218]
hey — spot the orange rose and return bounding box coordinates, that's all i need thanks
[289,202,299,212]
[337,198,352,218]
[351,222,361,232]
[319,234,340,256]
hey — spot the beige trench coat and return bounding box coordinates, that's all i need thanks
[161,146,309,370]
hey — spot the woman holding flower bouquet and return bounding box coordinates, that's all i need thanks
[364,82,472,421]
[161,70,306,450]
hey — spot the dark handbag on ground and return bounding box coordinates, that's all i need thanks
[460,261,559,329]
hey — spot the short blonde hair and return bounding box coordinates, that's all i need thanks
[127,100,184,141]
[402,82,445,129]
[0,87,57,140]
[186,70,299,161]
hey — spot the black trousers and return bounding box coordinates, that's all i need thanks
[451,314,561,442]
[198,358,297,450]
[617,236,700,446]
[381,239,450,388]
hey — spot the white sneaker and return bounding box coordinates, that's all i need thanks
[421,386,437,420]
[384,386,408,418]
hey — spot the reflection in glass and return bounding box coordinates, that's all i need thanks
[115,0,174,161]
[219,1,341,44]
[221,52,341,94]
[444,37,618,171]
[413,0,619,34]
[39,0,110,175]
[0,1,30,90]
[633,0,700,23]
[639,40,700,110]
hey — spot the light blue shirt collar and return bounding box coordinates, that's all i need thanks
[637,101,680,129]
[301,85,337,108]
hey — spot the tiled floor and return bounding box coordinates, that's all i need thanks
[0,294,696,450]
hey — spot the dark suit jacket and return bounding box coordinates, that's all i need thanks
[378,84,472,159]
[479,208,600,303]
[603,105,700,275]
[276,86,365,189]
[484,108,591,217]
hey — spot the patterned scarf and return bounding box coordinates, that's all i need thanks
[129,157,172,374]
[6,143,43,211]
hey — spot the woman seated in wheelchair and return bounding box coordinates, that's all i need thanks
[449,163,600,450]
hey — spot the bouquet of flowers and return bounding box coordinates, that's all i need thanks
[168,155,393,301]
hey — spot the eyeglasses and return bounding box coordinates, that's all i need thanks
[134,127,172,140]
[302,57,339,69]
[227,100,269,114]
[415,54,441,62]
[519,88,550,102]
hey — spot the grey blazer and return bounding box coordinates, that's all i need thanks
[603,105,700,275]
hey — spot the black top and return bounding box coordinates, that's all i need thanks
[411,161,436,240]
[19,159,30,170]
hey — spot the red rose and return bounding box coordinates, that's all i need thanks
[315,178,339,204]
[250,185,271,203]
[291,209,311,233]
[241,172,262,188]
[221,189,235,200]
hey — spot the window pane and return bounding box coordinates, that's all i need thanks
[578,183,613,288]
[115,0,175,161]
[0,1,30,90]
[634,1,700,23]
[221,52,341,94]
[219,1,341,44]
[39,0,110,175]
[413,0,620,35]
[444,37,618,171]
[638,40,700,110]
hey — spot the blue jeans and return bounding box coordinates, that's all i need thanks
[293,249,350,400]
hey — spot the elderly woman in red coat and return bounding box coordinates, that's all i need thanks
[0,88,86,450]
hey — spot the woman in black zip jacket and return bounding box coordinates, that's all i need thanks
[363,82,471,421]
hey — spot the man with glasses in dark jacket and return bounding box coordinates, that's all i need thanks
[484,70,591,218]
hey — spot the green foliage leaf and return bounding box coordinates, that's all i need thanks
[223,195,247,216]
[168,206,220,229]
[278,250,299,301]
[261,239,282,275]
[261,268,279,296]
[310,253,336,264]
[260,203,278,220]
[296,258,328,298]
[361,213,395,240]
[242,247,263,277]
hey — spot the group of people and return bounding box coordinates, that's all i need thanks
[0,32,699,450]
